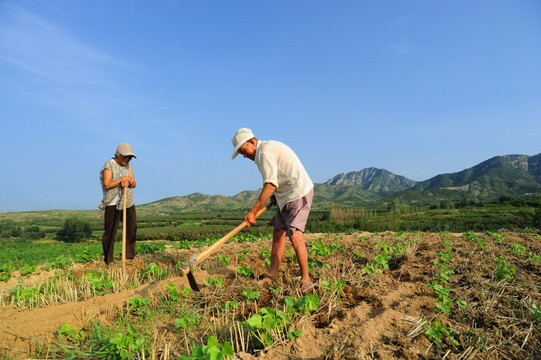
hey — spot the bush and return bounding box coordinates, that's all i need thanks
[57,217,92,243]
[0,220,22,238]
[22,226,46,240]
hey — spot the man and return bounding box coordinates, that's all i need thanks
[98,143,137,265]
[231,128,314,292]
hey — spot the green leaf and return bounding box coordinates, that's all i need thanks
[175,318,187,329]
[222,341,234,357]
[207,336,219,347]
[246,314,263,328]
[120,349,129,359]
[109,333,123,345]
[58,323,73,335]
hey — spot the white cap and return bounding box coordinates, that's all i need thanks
[115,143,136,158]
[231,128,255,159]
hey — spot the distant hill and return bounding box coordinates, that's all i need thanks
[138,153,541,213]
[325,167,417,195]
[385,153,541,206]
[140,193,249,213]
[313,183,381,207]
[140,184,381,213]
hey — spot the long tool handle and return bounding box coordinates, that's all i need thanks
[182,202,272,275]
[122,186,127,275]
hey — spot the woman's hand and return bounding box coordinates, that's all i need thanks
[120,176,131,188]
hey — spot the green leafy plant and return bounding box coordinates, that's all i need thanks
[456,296,468,310]
[438,250,454,264]
[310,244,333,256]
[487,230,506,243]
[352,250,363,261]
[10,285,41,307]
[307,258,328,271]
[237,248,250,260]
[464,231,486,249]
[83,270,116,295]
[495,256,516,281]
[320,280,346,297]
[362,252,392,274]
[216,255,229,266]
[20,265,36,276]
[242,288,260,303]
[216,300,239,312]
[427,280,453,314]
[140,262,168,280]
[205,277,225,289]
[138,242,166,254]
[236,265,254,277]
[174,313,201,330]
[57,323,86,343]
[510,243,527,257]
[530,303,541,323]
[46,256,73,270]
[243,307,292,348]
[285,294,320,314]
[434,261,454,284]
[391,243,406,256]
[0,264,13,281]
[128,296,152,318]
[166,283,191,301]
[106,325,147,360]
[529,252,541,264]
[259,248,271,267]
[74,249,98,263]
[425,321,459,348]
[238,295,319,350]
[179,335,234,360]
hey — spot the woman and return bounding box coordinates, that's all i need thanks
[99,143,137,265]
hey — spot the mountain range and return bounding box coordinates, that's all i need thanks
[140,153,541,212]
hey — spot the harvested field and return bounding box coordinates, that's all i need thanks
[1,231,540,359]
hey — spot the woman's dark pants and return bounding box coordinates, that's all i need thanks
[102,205,137,264]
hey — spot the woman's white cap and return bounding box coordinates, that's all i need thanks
[116,143,137,158]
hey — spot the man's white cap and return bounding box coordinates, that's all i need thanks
[231,128,255,159]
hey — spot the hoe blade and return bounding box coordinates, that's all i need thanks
[186,271,200,292]
[182,253,200,292]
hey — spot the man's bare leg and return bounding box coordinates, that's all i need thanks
[290,229,312,291]
[258,228,286,285]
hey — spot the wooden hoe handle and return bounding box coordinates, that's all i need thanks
[182,202,272,274]
[122,186,127,274]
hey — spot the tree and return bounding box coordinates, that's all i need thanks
[57,217,92,243]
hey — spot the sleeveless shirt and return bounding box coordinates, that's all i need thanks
[98,158,135,210]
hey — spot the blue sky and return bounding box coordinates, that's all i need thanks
[1,1,540,212]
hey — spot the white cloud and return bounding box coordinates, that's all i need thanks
[0,4,126,85]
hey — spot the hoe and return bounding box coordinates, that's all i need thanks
[181,202,273,291]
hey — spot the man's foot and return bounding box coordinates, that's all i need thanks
[301,279,314,293]
[257,273,275,286]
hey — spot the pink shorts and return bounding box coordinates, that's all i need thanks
[269,188,314,237]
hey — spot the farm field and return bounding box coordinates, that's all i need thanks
[1,230,540,359]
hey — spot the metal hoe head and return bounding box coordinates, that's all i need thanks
[179,201,273,293]
[181,253,200,291]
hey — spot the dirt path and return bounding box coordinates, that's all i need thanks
[1,271,201,358]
